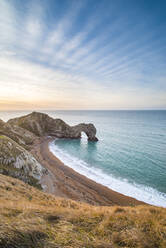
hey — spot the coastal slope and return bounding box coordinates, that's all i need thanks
[0,173,166,248]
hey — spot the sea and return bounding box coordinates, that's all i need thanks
[1,110,166,207]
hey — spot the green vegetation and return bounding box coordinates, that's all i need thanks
[0,135,7,139]
[0,174,166,248]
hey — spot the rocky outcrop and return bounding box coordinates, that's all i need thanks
[8,112,98,141]
[0,135,47,188]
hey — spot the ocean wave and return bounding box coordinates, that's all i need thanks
[49,141,166,207]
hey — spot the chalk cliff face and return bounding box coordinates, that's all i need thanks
[8,112,98,141]
[0,135,46,188]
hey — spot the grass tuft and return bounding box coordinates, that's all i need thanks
[0,230,48,248]
[45,215,61,223]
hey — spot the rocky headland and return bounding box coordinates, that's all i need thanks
[0,112,99,194]
[8,111,98,141]
[0,111,143,206]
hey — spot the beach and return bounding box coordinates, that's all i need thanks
[31,137,145,206]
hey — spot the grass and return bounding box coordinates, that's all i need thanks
[0,173,166,248]
[0,135,7,139]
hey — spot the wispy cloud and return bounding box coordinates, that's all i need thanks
[0,0,166,109]
[0,0,18,48]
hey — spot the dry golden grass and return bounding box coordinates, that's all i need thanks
[0,174,166,248]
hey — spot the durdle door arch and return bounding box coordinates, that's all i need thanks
[71,123,98,141]
[7,112,99,142]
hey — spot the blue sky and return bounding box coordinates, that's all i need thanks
[0,0,166,110]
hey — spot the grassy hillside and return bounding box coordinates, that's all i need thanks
[0,174,166,248]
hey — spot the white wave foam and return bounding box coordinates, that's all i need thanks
[49,141,166,207]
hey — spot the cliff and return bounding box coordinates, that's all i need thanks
[0,135,47,189]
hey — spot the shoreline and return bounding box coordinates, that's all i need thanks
[31,137,146,206]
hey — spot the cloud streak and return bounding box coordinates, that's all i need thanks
[0,0,166,110]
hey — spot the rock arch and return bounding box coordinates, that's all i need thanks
[71,123,98,141]
[8,112,99,142]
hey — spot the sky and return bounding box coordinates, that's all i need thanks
[0,0,166,110]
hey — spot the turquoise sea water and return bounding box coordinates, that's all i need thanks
[1,110,166,207]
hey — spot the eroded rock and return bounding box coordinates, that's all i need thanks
[0,135,47,188]
[8,112,98,141]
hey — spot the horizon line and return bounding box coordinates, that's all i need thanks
[0,109,166,112]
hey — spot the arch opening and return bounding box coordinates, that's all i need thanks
[81,131,87,139]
